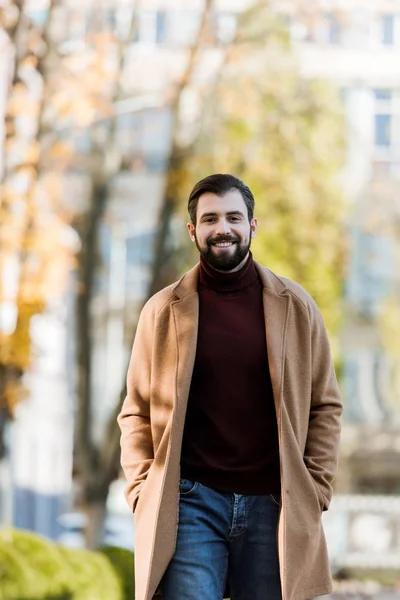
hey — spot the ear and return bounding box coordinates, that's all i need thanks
[187,222,196,242]
[250,218,258,238]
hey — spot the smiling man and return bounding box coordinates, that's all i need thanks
[118,173,342,600]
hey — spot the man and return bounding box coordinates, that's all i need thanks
[118,173,342,600]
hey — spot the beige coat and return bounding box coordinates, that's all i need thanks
[118,262,342,600]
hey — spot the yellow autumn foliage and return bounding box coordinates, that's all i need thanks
[175,8,347,362]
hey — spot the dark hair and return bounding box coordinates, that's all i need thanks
[188,173,255,225]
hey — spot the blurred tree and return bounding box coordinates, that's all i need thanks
[179,4,347,355]
[73,0,216,548]
[139,3,347,364]
[72,4,142,549]
[0,0,76,456]
[1,0,138,441]
[147,1,290,295]
[1,0,147,542]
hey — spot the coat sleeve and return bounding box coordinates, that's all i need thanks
[117,300,155,512]
[304,300,342,511]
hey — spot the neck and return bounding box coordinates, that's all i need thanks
[208,251,250,274]
[199,251,256,293]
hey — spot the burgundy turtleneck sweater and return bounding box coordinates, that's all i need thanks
[180,253,281,495]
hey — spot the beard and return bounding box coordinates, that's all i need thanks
[194,229,251,272]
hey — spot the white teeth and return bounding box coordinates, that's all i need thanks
[215,242,233,247]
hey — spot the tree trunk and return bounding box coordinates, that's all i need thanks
[74,10,140,544]
[87,0,216,515]
[74,0,214,546]
[75,177,108,478]
[83,498,107,550]
[0,406,10,461]
[148,0,214,294]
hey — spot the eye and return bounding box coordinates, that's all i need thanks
[204,217,216,223]
[229,216,241,221]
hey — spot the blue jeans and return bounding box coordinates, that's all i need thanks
[161,480,282,600]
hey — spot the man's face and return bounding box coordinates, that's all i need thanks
[187,190,257,272]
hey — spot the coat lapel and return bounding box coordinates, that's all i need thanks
[171,293,199,424]
[262,289,290,416]
[254,260,291,416]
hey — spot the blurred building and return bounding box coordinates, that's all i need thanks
[11,301,74,539]
[290,2,400,494]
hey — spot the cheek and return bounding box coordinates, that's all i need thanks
[196,228,209,243]
[238,227,251,240]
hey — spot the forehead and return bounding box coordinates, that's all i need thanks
[196,189,247,217]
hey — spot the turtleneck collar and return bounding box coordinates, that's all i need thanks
[199,251,258,293]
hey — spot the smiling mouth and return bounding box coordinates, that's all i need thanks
[212,241,235,248]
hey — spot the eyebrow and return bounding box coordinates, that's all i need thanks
[200,211,245,220]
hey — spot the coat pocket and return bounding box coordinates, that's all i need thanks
[305,469,326,512]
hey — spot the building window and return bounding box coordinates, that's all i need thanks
[127,232,155,267]
[374,88,391,101]
[167,11,201,46]
[156,11,167,44]
[115,6,136,39]
[137,10,169,45]
[374,90,392,148]
[339,87,348,105]
[138,11,157,44]
[215,12,237,44]
[105,9,116,31]
[326,13,341,44]
[381,14,394,45]
[375,115,391,147]
[345,227,395,318]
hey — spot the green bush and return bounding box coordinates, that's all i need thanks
[0,530,49,599]
[59,546,123,600]
[100,546,135,600]
[0,528,130,600]
[1,528,73,599]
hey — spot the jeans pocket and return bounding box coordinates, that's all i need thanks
[179,479,198,496]
[269,493,281,508]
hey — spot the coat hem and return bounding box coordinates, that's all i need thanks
[291,582,332,600]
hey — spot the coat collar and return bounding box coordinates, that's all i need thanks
[171,261,288,299]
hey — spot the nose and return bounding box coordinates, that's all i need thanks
[215,218,231,236]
